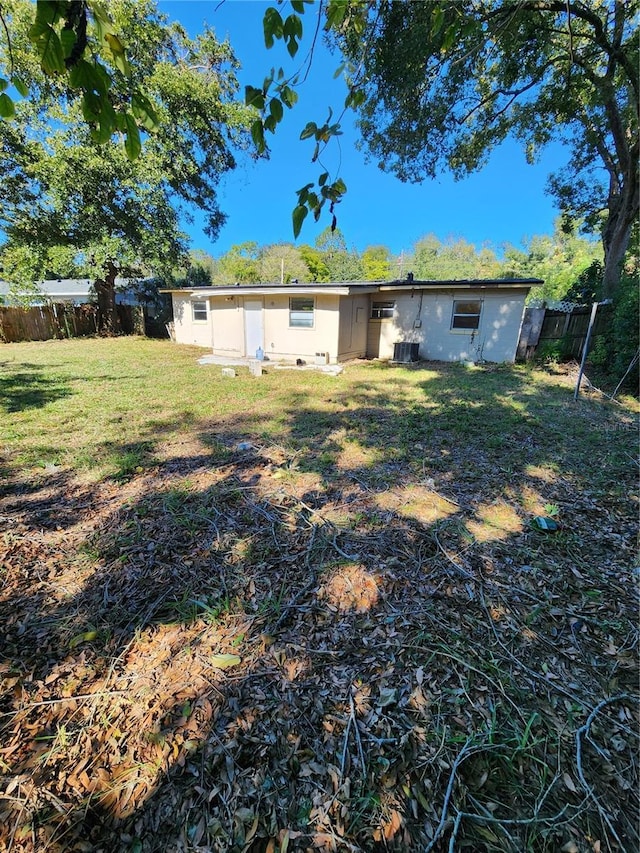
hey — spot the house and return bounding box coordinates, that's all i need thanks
[163,277,542,364]
[0,278,150,307]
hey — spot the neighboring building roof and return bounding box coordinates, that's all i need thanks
[161,277,543,297]
[0,278,147,305]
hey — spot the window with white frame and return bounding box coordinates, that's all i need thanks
[289,297,314,328]
[370,300,395,319]
[192,300,208,322]
[451,299,482,330]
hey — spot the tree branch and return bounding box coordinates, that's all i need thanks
[575,693,637,851]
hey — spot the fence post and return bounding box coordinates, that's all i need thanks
[574,301,602,400]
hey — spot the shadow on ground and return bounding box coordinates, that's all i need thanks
[1,362,638,852]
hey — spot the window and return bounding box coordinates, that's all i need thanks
[289,297,314,328]
[371,300,395,319]
[451,299,482,330]
[192,300,208,322]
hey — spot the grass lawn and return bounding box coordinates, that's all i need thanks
[0,337,638,852]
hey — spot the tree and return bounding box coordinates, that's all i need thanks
[361,245,392,281]
[298,244,331,282]
[0,0,250,331]
[314,227,363,281]
[214,242,261,284]
[0,242,83,305]
[0,0,161,158]
[255,1,637,299]
[412,234,502,281]
[502,221,602,303]
[259,243,311,283]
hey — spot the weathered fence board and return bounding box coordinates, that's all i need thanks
[518,304,612,361]
[0,304,143,343]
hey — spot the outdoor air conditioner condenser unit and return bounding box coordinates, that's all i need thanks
[393,342,420,363]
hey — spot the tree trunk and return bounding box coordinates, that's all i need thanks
[94,262,120,334]
[602,222,631,302]
[601,137,639,301]
[601,179,638,301]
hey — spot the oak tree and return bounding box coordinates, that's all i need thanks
[255,0,638,298]
[0,0,251,330]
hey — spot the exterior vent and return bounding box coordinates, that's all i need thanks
[393,342,420,363]
[315,352,329,365]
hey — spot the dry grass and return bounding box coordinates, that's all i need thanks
[0,338,638,852]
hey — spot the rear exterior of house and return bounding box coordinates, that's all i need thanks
[165,278,541,365]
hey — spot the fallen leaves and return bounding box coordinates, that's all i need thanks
[0,363,638,852]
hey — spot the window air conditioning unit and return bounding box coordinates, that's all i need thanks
[393,342,420,363]
[315,352,329,365]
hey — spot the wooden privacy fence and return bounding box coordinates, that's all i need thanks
[518,303,612,361]
[0,303,144,343]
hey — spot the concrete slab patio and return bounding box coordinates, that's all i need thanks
[197,354,344,375]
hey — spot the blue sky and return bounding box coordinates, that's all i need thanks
[160,0,568,259]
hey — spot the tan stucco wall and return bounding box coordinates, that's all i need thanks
[171,288,527,364]
[171,294,212,348]
[367,289,527,363]
[202,293,342,362]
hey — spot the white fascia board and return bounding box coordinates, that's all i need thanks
[377,283,533,293]
[161,286,378,297]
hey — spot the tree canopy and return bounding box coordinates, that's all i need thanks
[252,0,637,298]
[0,0,251,329]
[1,1,632,304]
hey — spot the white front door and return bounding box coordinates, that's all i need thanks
[244,300,264,357]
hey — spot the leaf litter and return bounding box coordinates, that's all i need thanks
[0,363,638,853]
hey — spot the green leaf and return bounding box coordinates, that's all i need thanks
[69,630,98,649]
[131,92,159,131]
[89,1,115,31]
[0,93,15,119]
[280,85,298,108]
[318,171,329,186]
[292,204,308,238]
[442,23,458,53]
[263,7,284,49]
[245,85,265,110]
[60,27,76,59]
[91,119,113,144]
[300,121,317,140]
[251,119,266,153]
[105,33,130,76]
[283,15,303,39]
[105,32,126,56]
[269,97,284,123]
[431,6,445,37]
[210,653,242,669]
[0,78,7,94]
[81,91,101,122]
[69,59,102,91]
[35,0,62,26]
[29,22,66,74]
[325,0,348,31]
[12,77,29,97]
[124,113,141,161]
[345,88,365,109]
[286,36,299,58]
